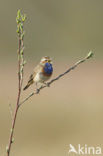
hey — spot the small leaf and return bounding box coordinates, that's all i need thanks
[6,146,9,152]
[16,27,20,33]
[87,51,94,59]
[22,14,27,22]
[20,24,23,32]
[11,138,14,143]
[11,128,13,133]
[17,9,21,19]
[20,49,23,55]
[23,60,26,65]
[21,31,25,39]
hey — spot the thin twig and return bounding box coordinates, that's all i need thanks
[20,30,25,89]
[7,27,21,156]
[19,51,93,106]
[6,10,26,156]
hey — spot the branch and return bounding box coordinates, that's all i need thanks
[19,51,93,106]
[6,10,26,156]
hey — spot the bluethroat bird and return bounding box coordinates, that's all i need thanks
[23,56,53,91]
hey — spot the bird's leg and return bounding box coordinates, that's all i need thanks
[43,82,50,87]
[35,82,39,93]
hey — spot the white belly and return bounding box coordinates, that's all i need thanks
[34,72,50,83]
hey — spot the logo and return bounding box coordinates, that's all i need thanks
[68,144,102,155]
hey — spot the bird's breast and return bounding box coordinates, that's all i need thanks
[34,63,53,83]
[43,63,53,77]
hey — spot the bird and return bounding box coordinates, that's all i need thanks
[23,56,53,91]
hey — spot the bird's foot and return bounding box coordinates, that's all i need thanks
[44,82,50,87]
[35,88,39,94]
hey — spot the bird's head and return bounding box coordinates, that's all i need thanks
[40,56,52,66]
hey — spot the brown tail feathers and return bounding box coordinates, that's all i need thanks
[23,84,30,90]
[23,74,34,91]
[23,80,33,91]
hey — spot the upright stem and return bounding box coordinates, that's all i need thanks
[6,10,26,156]
[7,36,21,156]
[7,103,19,156]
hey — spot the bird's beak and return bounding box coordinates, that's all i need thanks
[48,58,52,63]
[49,60,52,64]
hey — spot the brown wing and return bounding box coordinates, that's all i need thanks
[23,64,41,91]
[23,71,36,90]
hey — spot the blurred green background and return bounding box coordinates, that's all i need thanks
[0,0,103,156]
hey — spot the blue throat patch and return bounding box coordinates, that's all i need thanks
[44,63,53,74]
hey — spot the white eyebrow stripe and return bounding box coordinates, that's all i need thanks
[41,58,47,62]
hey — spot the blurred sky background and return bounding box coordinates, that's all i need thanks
[0,0,103,156]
